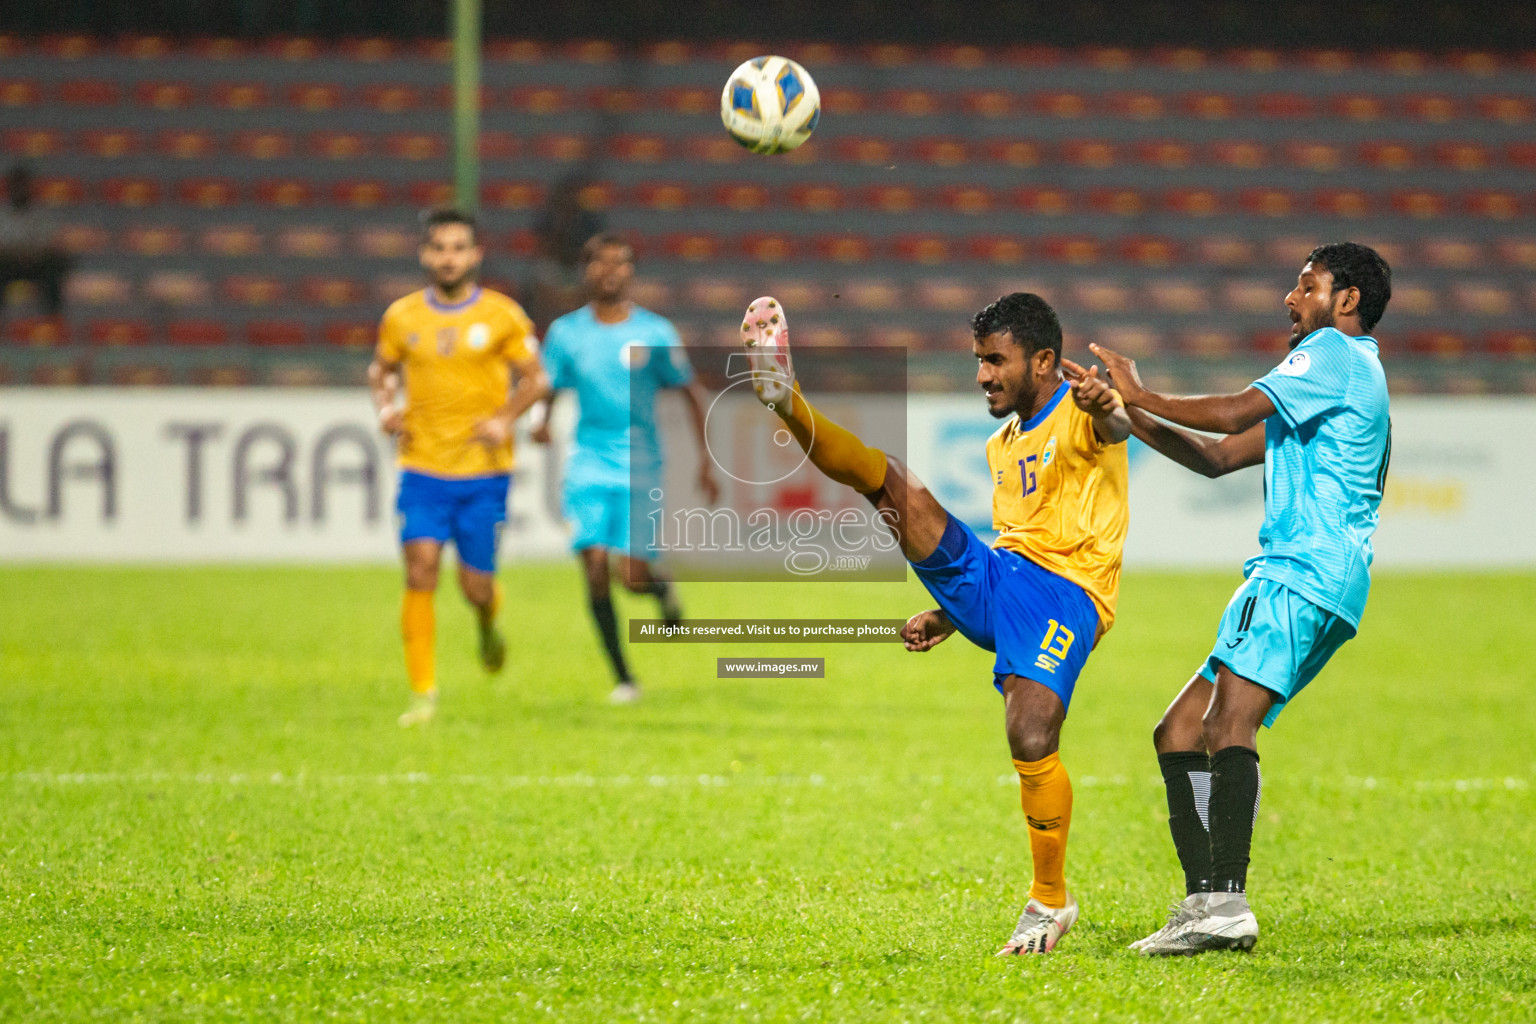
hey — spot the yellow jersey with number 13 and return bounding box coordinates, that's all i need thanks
[986,380,1130,635]
[376,287,537,478]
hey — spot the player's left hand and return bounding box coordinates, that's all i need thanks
[1061,358,1123,418]
[1089,344,1147,405]
[472,416,513,446]
[698,465,721,506]
[901,609,956,652]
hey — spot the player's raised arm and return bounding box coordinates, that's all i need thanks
[1060,358,1131,444]
[1125,408,1265,479]
[1091,344,1276,436]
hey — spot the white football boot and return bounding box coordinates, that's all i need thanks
[397,690,437,728]
[741,296,795,409]
[1143,892,1259,956]
[609,681,642,705]
[1130,892,1208,951]
[996,894,1079,956]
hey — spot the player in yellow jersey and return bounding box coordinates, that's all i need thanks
[742,292,1130,955]
[368,209,550,727]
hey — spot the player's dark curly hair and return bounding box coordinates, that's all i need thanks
[1306,242,1392,332]
[419,207,477,243]
[582,232,636,265]
[970,292,1062,363]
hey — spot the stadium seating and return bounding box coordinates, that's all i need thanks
[1,37,1533,391]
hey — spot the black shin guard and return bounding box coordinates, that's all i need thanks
[1208,745,1262,893]
[1158,751,1213,895]
[588,597,632,683]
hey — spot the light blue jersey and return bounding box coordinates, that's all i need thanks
[543,304,693,488]
[1247,326,1391,628]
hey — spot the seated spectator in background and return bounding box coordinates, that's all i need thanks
[523,174,605,335]
[0,164,72,317]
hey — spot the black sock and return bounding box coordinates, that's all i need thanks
[1158,751,1213,895]
[588,597,632,682]
[1208,745,1262,893]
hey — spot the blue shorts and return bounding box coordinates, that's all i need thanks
[396,470,511,574]
[911,515,1100,712]
[1198,576,1356,728]
[564,478,662,558]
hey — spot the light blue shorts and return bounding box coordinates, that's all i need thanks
[1198,576,1356,727]
[563,478,661,557]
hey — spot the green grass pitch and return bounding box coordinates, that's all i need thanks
[2,565,1533,1022]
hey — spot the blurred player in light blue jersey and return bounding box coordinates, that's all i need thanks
[533,234,719,703]
[1091,242,1392,956]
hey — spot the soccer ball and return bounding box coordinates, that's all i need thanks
[720,56,821,155]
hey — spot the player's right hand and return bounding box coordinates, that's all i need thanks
[378,406,404,436]
[901,609,956,652]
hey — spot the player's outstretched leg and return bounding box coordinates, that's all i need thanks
[398,540,441,727]
[580,547,640,703]
[459,568,506,674]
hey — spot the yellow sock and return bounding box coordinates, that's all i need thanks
[777,384,888,494]
[401,589,436,694]
[1014,753,1074,908]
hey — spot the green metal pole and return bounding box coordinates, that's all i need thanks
[451,0,481,213]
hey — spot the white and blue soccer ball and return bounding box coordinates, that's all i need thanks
[720,56,821,155]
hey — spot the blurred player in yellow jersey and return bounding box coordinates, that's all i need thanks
[742,292,1130,955]
[368,209,550,727]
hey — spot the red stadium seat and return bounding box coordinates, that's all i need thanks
[5,317,70,346]
[33,176,84,206]
[159,131,219,160]
[986,140,1043,168]
[1155,45,1209,70]
[629,279,674,309]
[1391,190,1449,219]
[589,86,641,115]
[1506,143,1536,170]
[4,128,64,158]
[485,39,546,62]
[1401,94,1460,122]
[361,84,422,113]
[353,226,415,260]
[1246,329,1291,357]
[1224,280,1279,314]
[1177,329,1241,357]
[881,89,945,116]
[178,179,239,208]
[1012,187,1073,215]
[233,131,295,160]
[191,365,256,388]
[405,180,453,207]
[741,232,798,262]
[894,235,951,264]
[939,185,995,215]
[211,82,269,110]
[222,275,286,306]
[866,185,920,214]
[56,223,111,254]
[1302,49,1354,73]
[962,91,1018,118]
[815,236,873,263]
[1031,92,1093,118]
[0,79,43,107]
[324,322,376,349]
[1486,331,1536,359]
[1093,325,1164,357]
[685,136,744,165]
[843,278,903,310]
[967,236,1029,264]
[1069,280,1134,313]
[641,40,693,63]
[1331,94,1386,121]
[253,179,314,208]
[685,277,750,311]
[117,35,170,58]
[1040,236,1101,265]
[1494,238,1536,270]
[309,132,371,160]
[86,319,151,346]
[1374,50,1429,76]
[914,138,971,167]
[713,183,770,211]
[1419,238,1481,268]
[1239,188,1298,218]
[1451,281,1517,317]
[1257,93,1316,118]
[478,132,519,159]
[661,233,721,262]
[1121,236,1181,267]
[1315,189,1375,217]
[481,181,545,210]
[659,87,713,115]
[102,178,160,207]
[1476,95,1534,124]
[288,83,344,112]
[1208,140,1269,170]
[819,88,870,116]
[39,35,97,59]
[247,321,308,347]
[144,271,210,306]
[916,279,982,312]
[134,81,194,109]
[564,39,619,63]
[123,225,186,256]
[1359,141,1417,171]
[1434,141,1492,171]
[1447,51,1501,75]
[507,86,571,114]
[533,134,591,162]
[788,184,843,212]
[1197,237,1258,266]
[1409,331,1470,358]
[837,137,895,166]
[1137,139,1194,168]
[264,36,323,60]
[340,37,398,60]
[1180,92,1241,119]
[82,131,144,158]
[1106,92,1166,120]
[385,133,447,161]
[59,79,120,106]
[1089,188,1147,216]
[1060,139,1118,168]
[65,271,132,306]
[1147,279,1210,315]
[1163,188,1224,216]
[108,364,171,386]
[278,225,342,258]
[1284,141,1344,172]
[191,39,247,59]
[632,182,693,212]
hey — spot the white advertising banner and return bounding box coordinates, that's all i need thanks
[1,389,1533,566]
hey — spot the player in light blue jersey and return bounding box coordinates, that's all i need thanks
[533,234,718,703]
[1090,242,1392,956]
